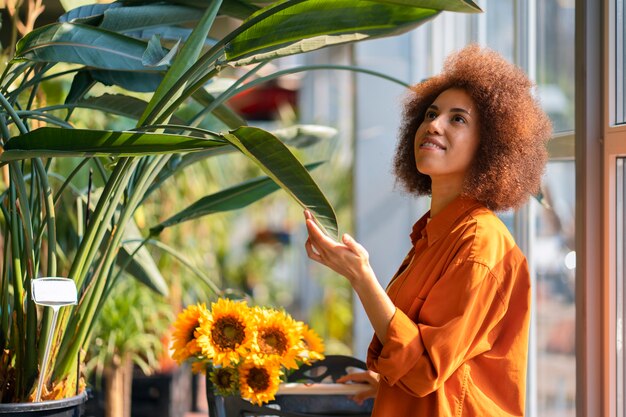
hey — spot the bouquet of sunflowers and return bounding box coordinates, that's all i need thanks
[170,298,325,405]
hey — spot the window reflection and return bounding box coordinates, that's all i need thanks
[536,0,575,133]
[534,161,576,416]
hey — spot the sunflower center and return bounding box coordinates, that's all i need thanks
[186,319,199,343]
[215,369,235,388]
[247,367,270,391]
[212,315,246,349]
[259,328,288,355]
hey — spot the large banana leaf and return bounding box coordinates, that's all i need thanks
[143,124,334,200]
[0,128,227,160]
[121,0,261,20]
[14,23,166,71]
[58,3,122,24]
[223,126,338,237]
[150,162,323,235]
[99,4,201,32]
[221,0,479,65]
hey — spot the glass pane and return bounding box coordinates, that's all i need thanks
[618,158,625,415]
[536,0,575,133]
[618,0,626,123]
[484,0,515,62]
[534,161,576,416]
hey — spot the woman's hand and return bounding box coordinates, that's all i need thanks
[303,210,396,341]
[336,370,380,405]
[303,210,373,285]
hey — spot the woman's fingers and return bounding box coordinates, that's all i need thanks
[342,233,368,258]
[336,371,378,405]
[337,373,370,383]
[304,238,322,263]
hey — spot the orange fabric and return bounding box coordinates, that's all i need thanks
[367,196,531,417]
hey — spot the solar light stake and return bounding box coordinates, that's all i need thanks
[31,278,78,402]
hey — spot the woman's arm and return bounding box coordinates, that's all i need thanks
[303,210,396,342]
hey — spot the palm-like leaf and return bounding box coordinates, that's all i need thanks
[150,162,323,234]
[0,128,226,161]
[223,126,338,237]
[14,23,165,71]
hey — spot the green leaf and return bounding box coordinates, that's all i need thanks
[150,162,323,234]
[120,0,261,20]
[142,35,180,67]
[142,123,330,201]
[0,127,227,160]
[14,22,166,71]
[372,0,482,12]
[90,70,164,92]
[65,70,96,104]
[118,221,169,296]
[124,27,217,47]
[53,93,189,124]
[224,126,337,237]
[139,0,223,126]
[59,3,120,24]
[191,88,246,129]
[69,94,186,124]
[223,0,441,65]
[99,4,201,32]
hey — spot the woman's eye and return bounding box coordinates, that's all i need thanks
[426,111,437,119]
[452,115,466,124]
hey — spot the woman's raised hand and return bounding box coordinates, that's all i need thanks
[304,210,373,284]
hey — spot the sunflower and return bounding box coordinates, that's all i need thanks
[298,324,325,363]
[238,358,282,405]
[196,298,254,367]
[171,303,209,363]
[251,307,301,369]
[209,366,239,396]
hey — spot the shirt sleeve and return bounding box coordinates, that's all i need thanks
[367,260,507,398]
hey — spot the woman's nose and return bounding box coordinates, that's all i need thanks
[426,116,442,134]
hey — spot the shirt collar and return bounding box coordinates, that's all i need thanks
[410,196,483,246]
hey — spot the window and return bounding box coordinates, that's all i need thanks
[615,158,626,416]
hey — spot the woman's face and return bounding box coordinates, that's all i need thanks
[413,88,481,188]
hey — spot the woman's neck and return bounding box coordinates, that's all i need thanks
[429,178,464,217]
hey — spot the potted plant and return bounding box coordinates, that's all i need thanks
[0,0,482,413]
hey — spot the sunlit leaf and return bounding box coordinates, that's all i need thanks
[224,126,337,237]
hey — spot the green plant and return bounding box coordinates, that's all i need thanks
[86,278,173,417]
[0,0,481,403]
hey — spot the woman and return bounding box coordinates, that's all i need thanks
[303,44,552,416]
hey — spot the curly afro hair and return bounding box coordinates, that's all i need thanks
[393,44,552,211]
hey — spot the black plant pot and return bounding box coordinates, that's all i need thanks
[0,391,87,417]
[205,356,374,417]
[85,365,192,417]
[205,376,373,417]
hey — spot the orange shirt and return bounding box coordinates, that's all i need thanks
[367,197,531,417]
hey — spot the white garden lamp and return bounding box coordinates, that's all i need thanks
[31,278,78,402]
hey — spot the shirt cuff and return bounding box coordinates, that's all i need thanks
[375,308,425,386]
